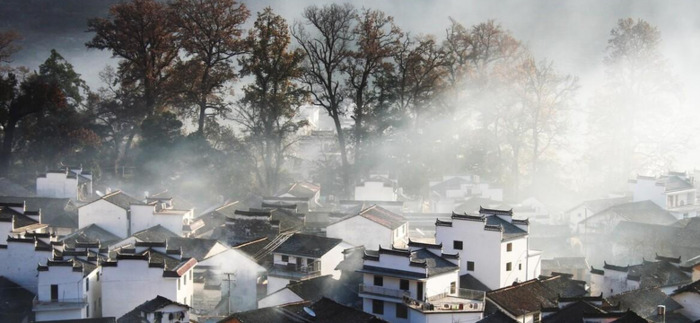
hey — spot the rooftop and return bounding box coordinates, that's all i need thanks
[274,233,342,258]
[117,295,188,323]
[60,224,121,249]
[332,205,406,230]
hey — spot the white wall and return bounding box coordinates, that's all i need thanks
[37,172,78,199]
[435,220,502,289]
[327,216,390,249]
[0,241,52,293]
[79,200,128,238]
[0,221,11,244]
[130,204,192,236]
[101,259,194,318]
[500,238,528,287]
[320,242,353,279]
[36,266,102,321]
[355,182,397,201]
[631,178,666,208]
[267,276,290,295]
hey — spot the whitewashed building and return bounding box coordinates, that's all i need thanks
[34,258,102,321]
[629,173,700,218]
[117,295,190,323]
[589,255,691,298]
[355,176,398,202]
[358,244,484,323]
[327,205,408,249]
[0,232,54,293]
[435,208,541,290]
[267,233,352,294]
[101,243,197,318]
[564,196,630,231]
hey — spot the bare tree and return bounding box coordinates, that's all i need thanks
[292,3,356,196]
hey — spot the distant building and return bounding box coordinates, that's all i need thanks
[327,205,408,249]
[429,175,503,213]
[589,255,691,297]
[576,200,678,236]
[355,175,399,202]
[36,166,92,201]
[629,173,700,218]
[563,196,631,231]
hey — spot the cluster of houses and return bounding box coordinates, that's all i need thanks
[3,166,700,322]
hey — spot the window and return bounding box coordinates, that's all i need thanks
[395,303,408,318]
[307,258,314,266]
[97,272,99,281]
[87,305,89,317]
[374,275,383,286]
[178,278,181,290]
[519,263,522,270]
[506,262,512,271]
[400,279,409,291]
[450,281,456,294]
[506,243,512,252]
[281,255,289,262]
[184,297,187,306]
[453,240,463,250]
[467,261,475,271]
[51,284,58,300]
[86,277,89,291]
[372,299,384,314]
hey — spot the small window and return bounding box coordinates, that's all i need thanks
[374,275,383,286]
[281,255,289,262]
[519,263,522,270]
[178,278,181,290]
[184,297,187,305]
[97,272,100,281]
[400,279,409,291]
[506,262,512,271]
[86,277,89,291]
[396,303,408,318]
[467,261,475,271]
[307,258,314,266]
[372,299,384,314]
[507,243,512,252]
[184,274,187,285]
[450,281,456,294]
[453,240,463,250]
[87,305,90,317]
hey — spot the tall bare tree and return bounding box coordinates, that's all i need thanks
[170,0,249,135]
[293,3,356,195]
[237,7,307,195]
[344,8,401,175]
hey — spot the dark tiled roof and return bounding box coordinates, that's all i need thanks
[333,205,406,230]
[583,201,677,226]
[60,224,121,248]
[117,295,188,323]
[274,233,342,258]
[411,248,459,276]
[609,310,651,323]
[460,273,490,291]
[132,225,179,243]
[607,288,682,319]
[477,311,518,323]
[0,276,34,323]
[166,237,222,261]
[673,279,700,295]
[566,196,631,214]
[101,190,142,210]
[542,300,606,323]
[285,275,359,306]
[0,177,34,197]
[276,182,320,199]
[220,298,385,323]
[485,215,527,240]
[0,196,78,228]
[664,175,694,192]
[487,275,587,317]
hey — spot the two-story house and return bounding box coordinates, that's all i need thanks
[267,233,352,294]
[327,205,409,249]
[435,207,541,290]
[34,258,102,321]
[358,242,485,323]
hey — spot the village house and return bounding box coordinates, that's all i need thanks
[0,231,54,293]
[589,255,691,297]
[34,258,102,321]
[100,243,197,318]
[563,196,631,231]
[327,205,409,249]
[0,196,79,237]
[434,207,541,290]
[117,295,190,323]
[212,207,304,247]
[609,287,688,322]
[267,233,352,294]
[629,173,700,218]
[258,274,359,309]
[358,243,485,323]
[429,175,503,213]
[36,166,93,202]
[355,175,399,202]
[576,200,678,236]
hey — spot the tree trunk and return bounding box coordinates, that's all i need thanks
[333,114,351,197]
[198,101,207,135]
[0,119,17,176]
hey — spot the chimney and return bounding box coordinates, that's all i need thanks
[657,305,666,317]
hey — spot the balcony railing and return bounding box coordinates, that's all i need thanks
[359,284,410,299]
[268,263,321,279]
[33,296,88,311]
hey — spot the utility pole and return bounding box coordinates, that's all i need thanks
[223,272,236,315]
